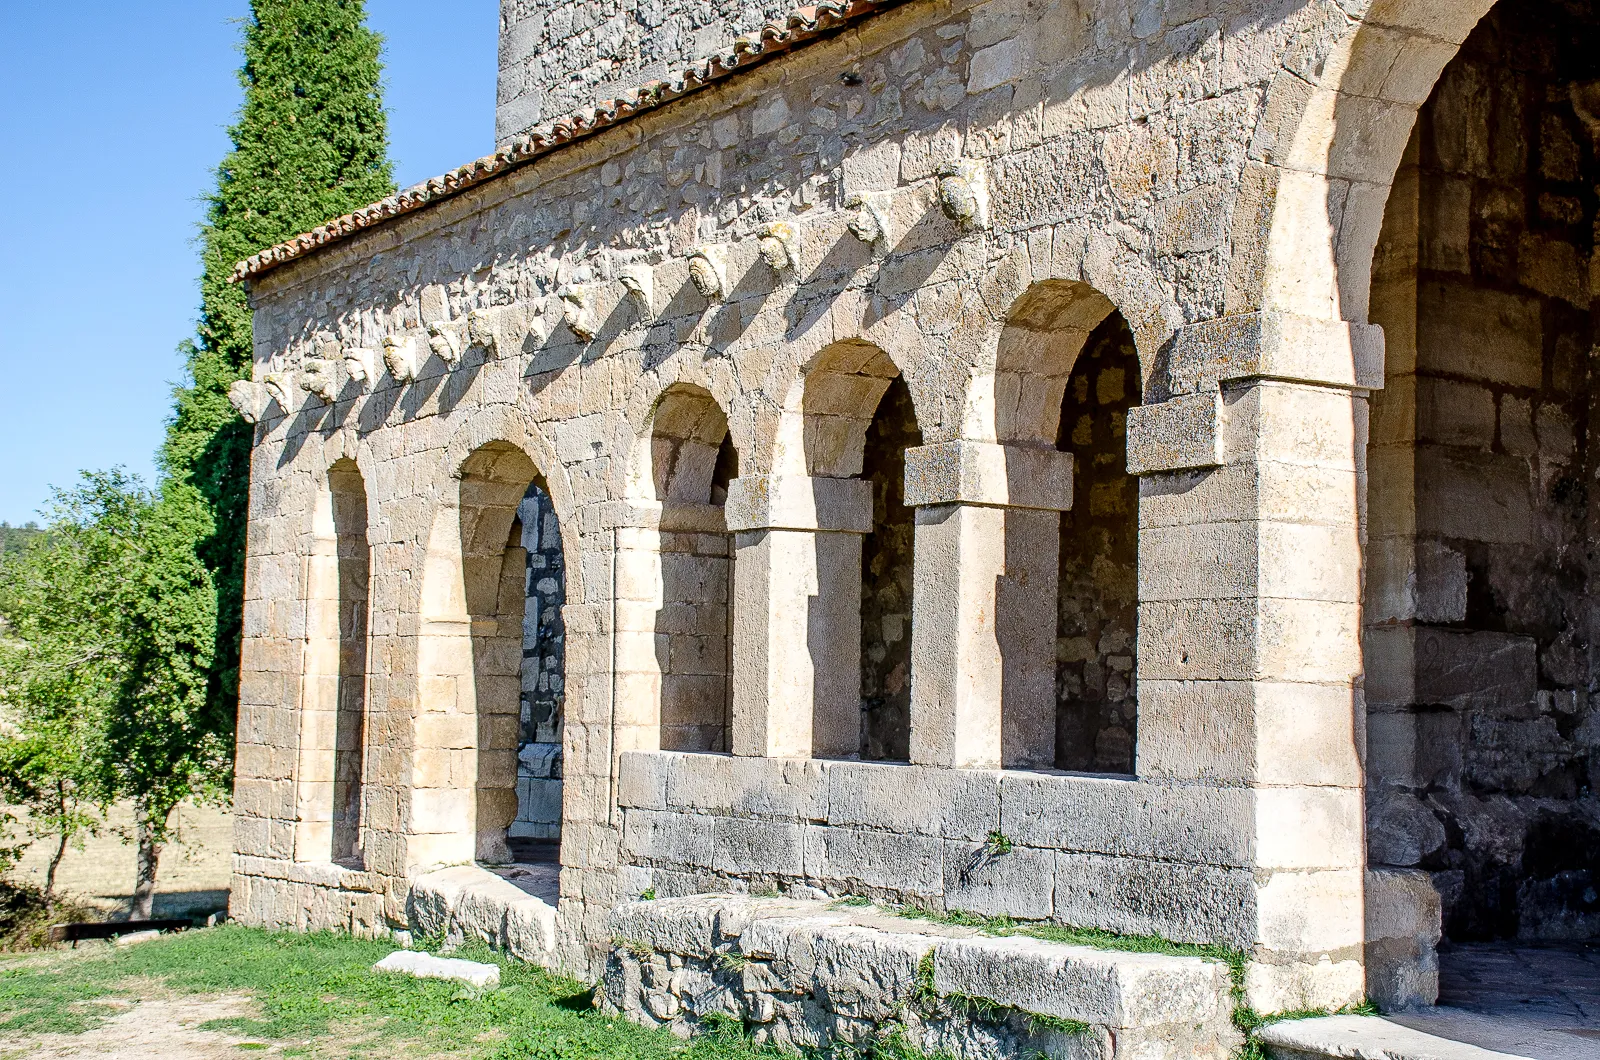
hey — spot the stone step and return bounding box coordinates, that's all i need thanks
[603,893,1241,1060]
[1259,1015,1542,1060]
[406,865,557,966]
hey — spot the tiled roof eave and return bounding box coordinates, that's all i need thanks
[232,0,898,283]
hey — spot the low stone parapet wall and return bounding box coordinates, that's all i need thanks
[600,894,1241,1060]
[616,750,1261,945]
[230,857,561,972]
[230,856,391,936]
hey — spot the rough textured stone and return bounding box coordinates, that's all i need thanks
[1365,1,1600,950]
[225,0,1587,1027]
[601,895,1239,1060]
[374,950,501,989]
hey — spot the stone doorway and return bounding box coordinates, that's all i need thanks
[1365,0,1600,1008]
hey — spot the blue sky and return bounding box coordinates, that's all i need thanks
[0,1,498,526]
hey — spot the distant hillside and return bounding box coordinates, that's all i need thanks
[0,521,43,558]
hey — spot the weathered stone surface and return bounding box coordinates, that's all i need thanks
[600,895,1239,1060]
[374,950,501,989]
[229,0,1598,1026]
[1257,1014,1530,1060]
[933,934,1231,1029]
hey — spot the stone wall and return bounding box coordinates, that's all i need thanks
[601,894,1240,1060]
[617,750,1261,948]
[860,375,920,761]
[497,0,798,145]
[513,482,566,840]
[1366,0,1600,944]
[228,0,1501,1014]
[1055,315,1140,774]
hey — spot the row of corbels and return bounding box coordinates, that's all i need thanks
[226,160,988,424]
[631,158,986,302]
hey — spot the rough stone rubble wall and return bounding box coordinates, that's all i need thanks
[1055,314,1140,774]
[513,483,566,839]
[1366,0,1600,944]
[497,0,799,146]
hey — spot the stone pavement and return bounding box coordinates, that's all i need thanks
[1385,942,1600,1060]
[1265,943,1600,1060]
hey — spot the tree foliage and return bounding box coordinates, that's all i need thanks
[0,2,394,915]
[0,523,43,560]
[165,0,394,726]
[0,473,224,903]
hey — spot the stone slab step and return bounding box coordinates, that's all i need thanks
[374,950,501,988]
[1259,1015,1538,1060]
[605,894,1242,1059]
[407,865,557,966]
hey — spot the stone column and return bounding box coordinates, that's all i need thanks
[725,475,873,759]
[904,441,1074,770]
[1131,311,1382,1012]
[610,503,666,760]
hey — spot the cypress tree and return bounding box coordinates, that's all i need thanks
[146,0,394,909]
[165,0,394,744]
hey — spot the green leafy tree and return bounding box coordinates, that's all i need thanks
[0,474,225,918]
[164,0,394,741]
[0,731,101,903]
[0,522,43,560]
[0,481,132,903]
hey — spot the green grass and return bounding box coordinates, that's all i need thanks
[0,927,793,1059]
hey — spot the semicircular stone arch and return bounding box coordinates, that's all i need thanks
[1360,0,1600,978]
[414,435,574,870]
[1252,0,1496,327]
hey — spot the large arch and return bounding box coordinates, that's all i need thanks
[1254,0,1496,328]
[415,437,575,868]
[1364,0,1600,962]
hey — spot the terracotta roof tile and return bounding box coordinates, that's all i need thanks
[232,0,899,283]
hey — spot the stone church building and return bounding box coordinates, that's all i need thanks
[228,0,1600,1055]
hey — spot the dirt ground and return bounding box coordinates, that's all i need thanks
[0,992,284,1060]
[9,802,234,920]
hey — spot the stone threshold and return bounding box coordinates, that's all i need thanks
[1258,1013,1568,1060]
[601,893,1241,1060]
[406,864,558,968]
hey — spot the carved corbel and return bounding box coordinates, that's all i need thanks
[467,305,525,358]
[687,245,728,301]
[298,358,339,403]
[935,159,989,229]
[845,193,891,248]
[262,371,294,409]
[757,221,800,272]
[228,379,271,424]
[559,285,597,339]
[382,333,420,382]
[619,264,654,321]
[467,307,496,352]
[427,318,466,366]
[343,347,378,386]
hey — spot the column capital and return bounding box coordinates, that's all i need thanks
[903,440,1073,511]
[724,474,873,533]
[1165,310,1385,396]
[1125,391,1223,476]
